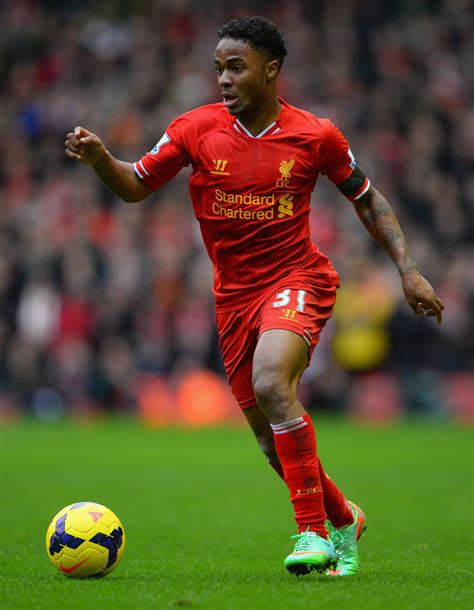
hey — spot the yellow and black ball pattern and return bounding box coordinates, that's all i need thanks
[45,502,125,578]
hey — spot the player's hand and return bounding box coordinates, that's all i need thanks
[65,126,107,165]
[401,270,444,324]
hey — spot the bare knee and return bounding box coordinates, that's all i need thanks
[252,369,291,413]
[252,329,308,422]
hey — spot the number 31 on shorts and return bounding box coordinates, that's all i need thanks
[272,289,306,312]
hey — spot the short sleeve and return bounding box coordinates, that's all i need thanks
[318,120,356,186]
[133,116,192,191]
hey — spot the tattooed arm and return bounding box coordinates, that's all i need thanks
[337,166,445,324]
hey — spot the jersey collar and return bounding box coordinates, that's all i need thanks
[231,97,288,139]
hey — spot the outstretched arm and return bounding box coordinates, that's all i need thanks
[337,166,445,324]
[65,126,152,202]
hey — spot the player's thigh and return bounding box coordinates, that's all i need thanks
[253,282,337,393]
[252,329,309,395]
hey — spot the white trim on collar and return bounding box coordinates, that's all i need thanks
[235,119,278,138]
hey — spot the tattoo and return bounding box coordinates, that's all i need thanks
[354,189,417,274]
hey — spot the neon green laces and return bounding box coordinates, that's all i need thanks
[331,527,352,556]
[290,531,319,552]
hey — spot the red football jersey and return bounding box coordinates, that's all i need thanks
[134,98,358,311]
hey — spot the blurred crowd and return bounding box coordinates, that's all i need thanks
[1,0,473,422]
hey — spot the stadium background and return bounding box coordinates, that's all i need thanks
[0,0,473,425]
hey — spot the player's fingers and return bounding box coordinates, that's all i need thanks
[419,300,443,325]
[65,139,80,150]
[435,298,445,311]
[65,143,81,156]
[65,148,80,158]
[410,300,423,315]
[65,148,82,160]
[66,133,83,148]
[434,304,443,325]
[74,126,90,139]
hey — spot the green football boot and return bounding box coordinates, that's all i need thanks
[326,501,366,576]
[284,530,337,576]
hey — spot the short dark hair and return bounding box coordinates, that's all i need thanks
[217,16,287,69]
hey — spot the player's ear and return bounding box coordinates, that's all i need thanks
[266,59,280,80]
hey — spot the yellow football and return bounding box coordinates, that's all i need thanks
[45,502,125,578]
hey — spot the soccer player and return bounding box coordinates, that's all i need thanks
[65,16,444,576]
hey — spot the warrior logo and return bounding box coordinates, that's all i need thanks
[211,159,230,175]
[280,308,297,320]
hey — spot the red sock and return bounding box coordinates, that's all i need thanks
[269,457,353,527]
[271,414,327,537]
[317,458,353,528]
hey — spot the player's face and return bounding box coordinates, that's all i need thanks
[214,38,276,117]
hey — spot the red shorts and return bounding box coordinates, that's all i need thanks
[216,272,338,410]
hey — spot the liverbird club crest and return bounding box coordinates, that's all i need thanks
[276,158,295,188]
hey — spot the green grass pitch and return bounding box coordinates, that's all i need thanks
[1,416,472,609]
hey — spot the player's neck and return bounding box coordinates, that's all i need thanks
[237,97,281,137]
